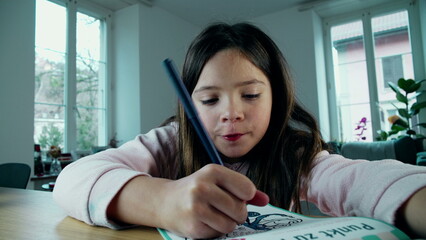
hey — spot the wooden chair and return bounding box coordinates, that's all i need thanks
[0,163,31,189]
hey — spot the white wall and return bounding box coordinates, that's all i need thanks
[112,5,143,144]
[138,5,199,134]
[0,1,35,173]
[112,4,199,143]
[253,7,330,139]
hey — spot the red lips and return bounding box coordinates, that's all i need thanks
[223,133,244,141]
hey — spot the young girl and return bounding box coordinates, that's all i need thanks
[53,23,426,239]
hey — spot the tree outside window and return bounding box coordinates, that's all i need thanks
[34,0,107,151]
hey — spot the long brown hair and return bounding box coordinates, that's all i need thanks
[175,22,326,212]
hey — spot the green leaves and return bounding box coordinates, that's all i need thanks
[379,78,426,141]
[416,123,426,128]
[39,124,64,149]
[376,130,389,141]
[388,79,426,117]
[411,101,426,112]
[398,108,410,118]
[388,82,407,104]
[397,78,425,93]
[388,79,426,105]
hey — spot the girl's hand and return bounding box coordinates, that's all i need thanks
[107,164,268,239]
[159,164,268,239]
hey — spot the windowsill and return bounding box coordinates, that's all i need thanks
[30,174,59,181]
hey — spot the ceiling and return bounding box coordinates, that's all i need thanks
[86,0,325,26]
[86,0,394,26]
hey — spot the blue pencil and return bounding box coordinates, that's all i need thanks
[162,58,224,166]
[163,58,252,225]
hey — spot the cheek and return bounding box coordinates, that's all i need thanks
[198,109,216,132]
[255,107,271,133]
[251,98,272,138]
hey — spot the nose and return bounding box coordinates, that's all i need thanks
[221,100,244,123]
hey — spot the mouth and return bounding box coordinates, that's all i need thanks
[222,133,244,141]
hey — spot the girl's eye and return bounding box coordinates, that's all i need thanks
[201,98,218,105]
[243,94,260,100]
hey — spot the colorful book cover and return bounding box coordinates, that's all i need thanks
[158,204,409,240]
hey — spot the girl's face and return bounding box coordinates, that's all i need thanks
[192,49,272,160]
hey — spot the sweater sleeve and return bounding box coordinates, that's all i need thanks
[52,124,177,229]
[306,151,426,224]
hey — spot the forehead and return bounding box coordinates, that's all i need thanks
[197,49,268,86]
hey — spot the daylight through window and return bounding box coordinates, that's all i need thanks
[34,0,107,151]
[326,7,419,142]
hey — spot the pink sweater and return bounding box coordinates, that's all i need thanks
[53,124,426,229]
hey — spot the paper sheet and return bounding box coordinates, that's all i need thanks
[158,204,409,240]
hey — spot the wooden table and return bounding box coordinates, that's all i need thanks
[0,187,163,240]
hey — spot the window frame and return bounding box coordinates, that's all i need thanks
[323,0,425,141]
[36,0,112,152]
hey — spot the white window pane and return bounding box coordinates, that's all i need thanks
[34,104,65,150]
[76,12,106,150]
[331,20,373,141]
[76,58,101,107]
[35,0,66,149]
[35,1,108,152]
[340,104,372,142]
[35,48,65,105]
[76,107,106,150]
[373,10,416,134]
[76,12,104,109]
[35,0,66,52]
[77,12,101,61]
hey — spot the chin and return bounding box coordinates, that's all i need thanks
[221,149,250,159]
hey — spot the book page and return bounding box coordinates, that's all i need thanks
[158,204,409,240]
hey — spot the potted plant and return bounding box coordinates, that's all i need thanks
[377,78,426,141]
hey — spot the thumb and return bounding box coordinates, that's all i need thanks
[247,190,269,206]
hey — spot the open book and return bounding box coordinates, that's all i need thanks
[158,204,409,240]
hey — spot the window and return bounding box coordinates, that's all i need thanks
[382,55,403,87]
[329,20,372,141]
[34,0,108,151]
[325,2,423,142]
[75,12,107,150]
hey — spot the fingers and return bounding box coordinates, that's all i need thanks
[207,185,249,224]
[247,190,270,206]
[177,188,243,238]
[171,164,271,238]
[198,205,239,235]
[197,164,270,221]
[186,174,248,224]
[195,165,271,222]
[199,164,257,201]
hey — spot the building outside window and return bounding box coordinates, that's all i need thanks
[34,0,108,152]
[325,2,423,142]
[382,55,404,87]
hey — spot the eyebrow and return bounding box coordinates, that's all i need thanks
[193,79,266,93]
